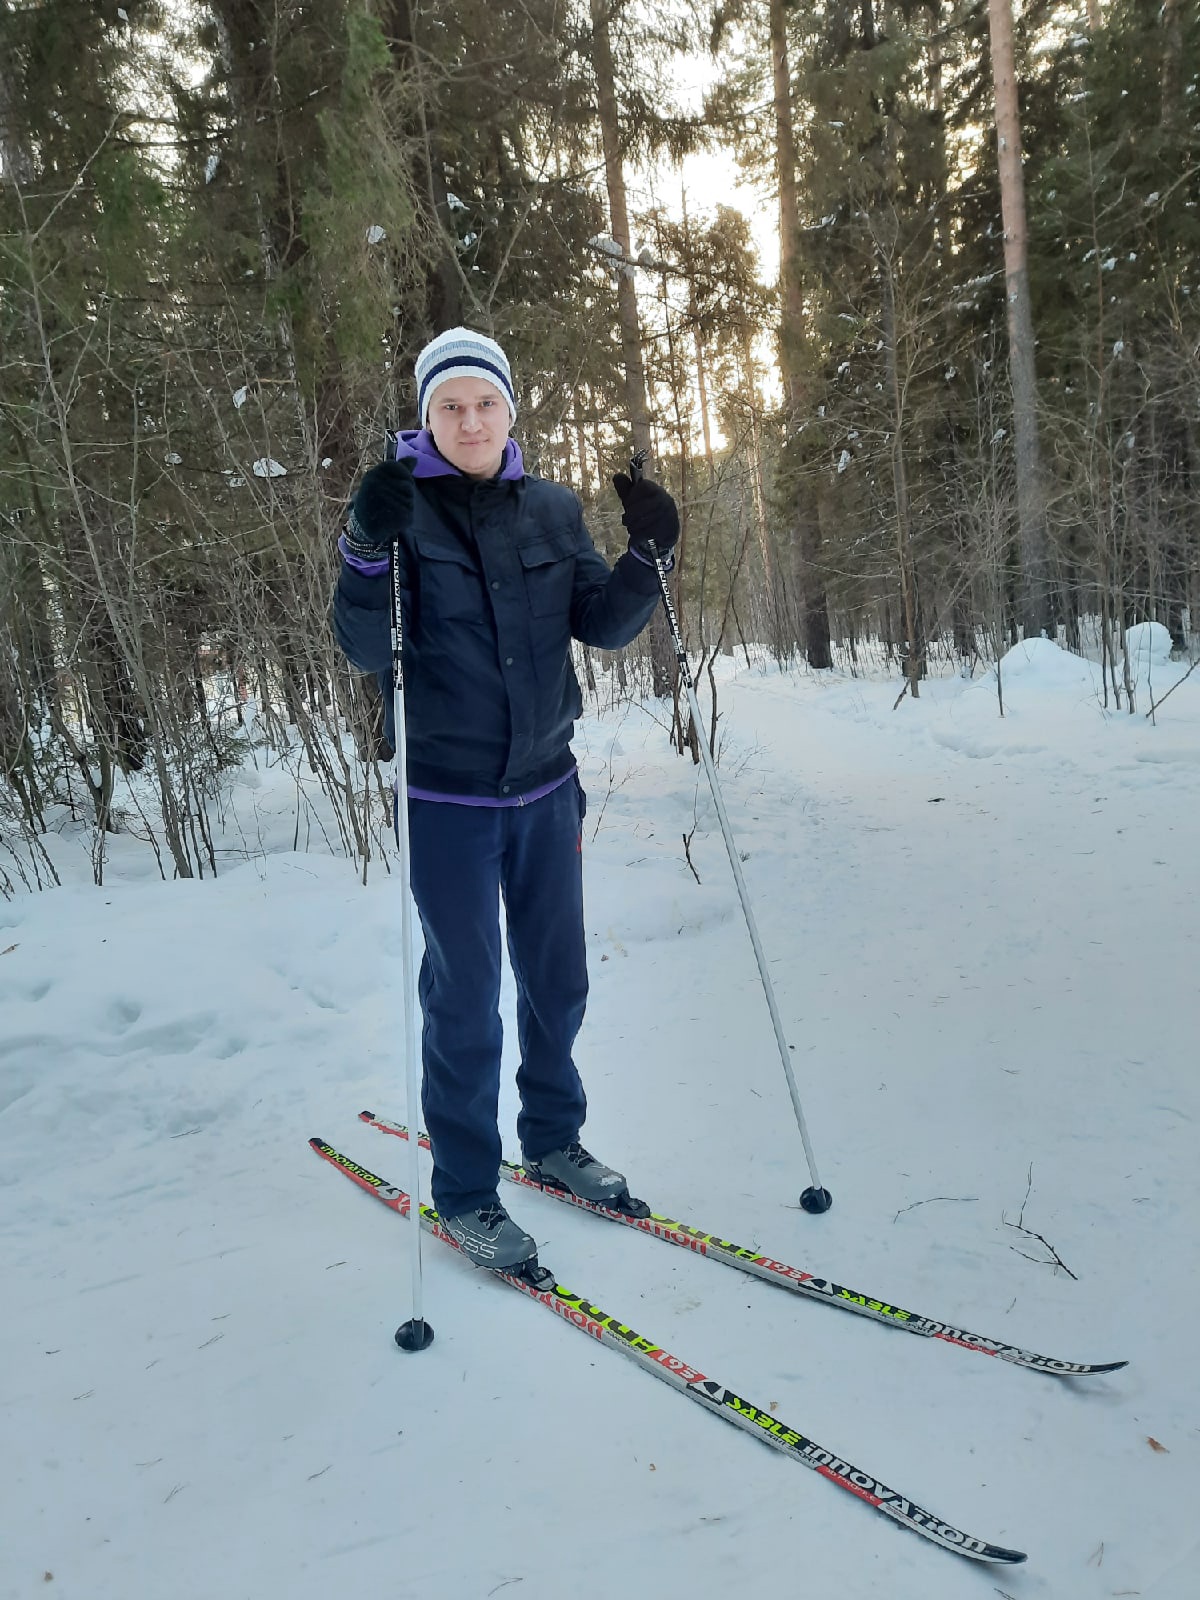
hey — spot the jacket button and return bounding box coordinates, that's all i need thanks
[504,656,513,666]
[501,785,510,794]
[491,580,500,590]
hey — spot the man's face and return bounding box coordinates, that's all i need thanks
[425,378,510,479]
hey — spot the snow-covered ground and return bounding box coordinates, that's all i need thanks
[3,632,1198,1600]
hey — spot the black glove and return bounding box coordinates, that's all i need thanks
[342,458,416,560]
[612,473,680,563]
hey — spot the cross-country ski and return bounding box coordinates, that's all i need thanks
[357,1110,1126,1378]
[311,1137,1027,1565]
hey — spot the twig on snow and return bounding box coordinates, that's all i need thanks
[892,1195,978,1223]
[1003,1163,1078,1280]
[682,823,702,885]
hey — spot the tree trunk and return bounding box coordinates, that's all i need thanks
[589,0,652,457]
[680,191,716,490]
[589,0,673,696]
[769,0,832,668]
[880,248,925,693]
[210,1,315,461]
[987,0,1054,639]
[380,0,464,328]
[0,42,34,185]
[693,327,716,488]
[1162,0,1183,125]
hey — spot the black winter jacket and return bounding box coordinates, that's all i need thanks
[332,472,661,798]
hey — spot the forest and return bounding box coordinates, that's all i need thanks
[0,0,1196,886]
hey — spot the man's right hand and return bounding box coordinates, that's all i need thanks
[342,459,416,560]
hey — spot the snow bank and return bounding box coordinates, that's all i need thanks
[1125,620,1174,672]
[978,636,1102,698]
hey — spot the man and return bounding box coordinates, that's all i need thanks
[332,327,679,1272]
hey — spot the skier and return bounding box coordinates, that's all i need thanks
[332,327,679,1271]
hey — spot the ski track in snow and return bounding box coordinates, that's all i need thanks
[2,643,1198,1600]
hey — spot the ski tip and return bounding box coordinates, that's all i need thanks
[982,1545,1028,1565]
[359,1110,375,1120]
[1075,1359,1129,1376]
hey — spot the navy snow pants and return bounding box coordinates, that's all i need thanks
[407,776,590,1217]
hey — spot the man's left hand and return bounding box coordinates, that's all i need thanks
[612,473,680,562]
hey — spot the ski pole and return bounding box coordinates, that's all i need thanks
[386,445,435,1350]
[631,449,832,1215]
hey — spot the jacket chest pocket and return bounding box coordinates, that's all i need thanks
[415,533,485,622]
[518,535,576,618]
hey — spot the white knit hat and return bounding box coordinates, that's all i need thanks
[415,327,517,428]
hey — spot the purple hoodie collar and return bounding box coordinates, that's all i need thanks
[391,429,525,482]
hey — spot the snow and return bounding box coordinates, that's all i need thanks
[251,457,287,479]
[587,235,637,280]
[1126,621,1173,669]
[231,386,249,409]
[365,225,386,245]
[3,643,1199,1598]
